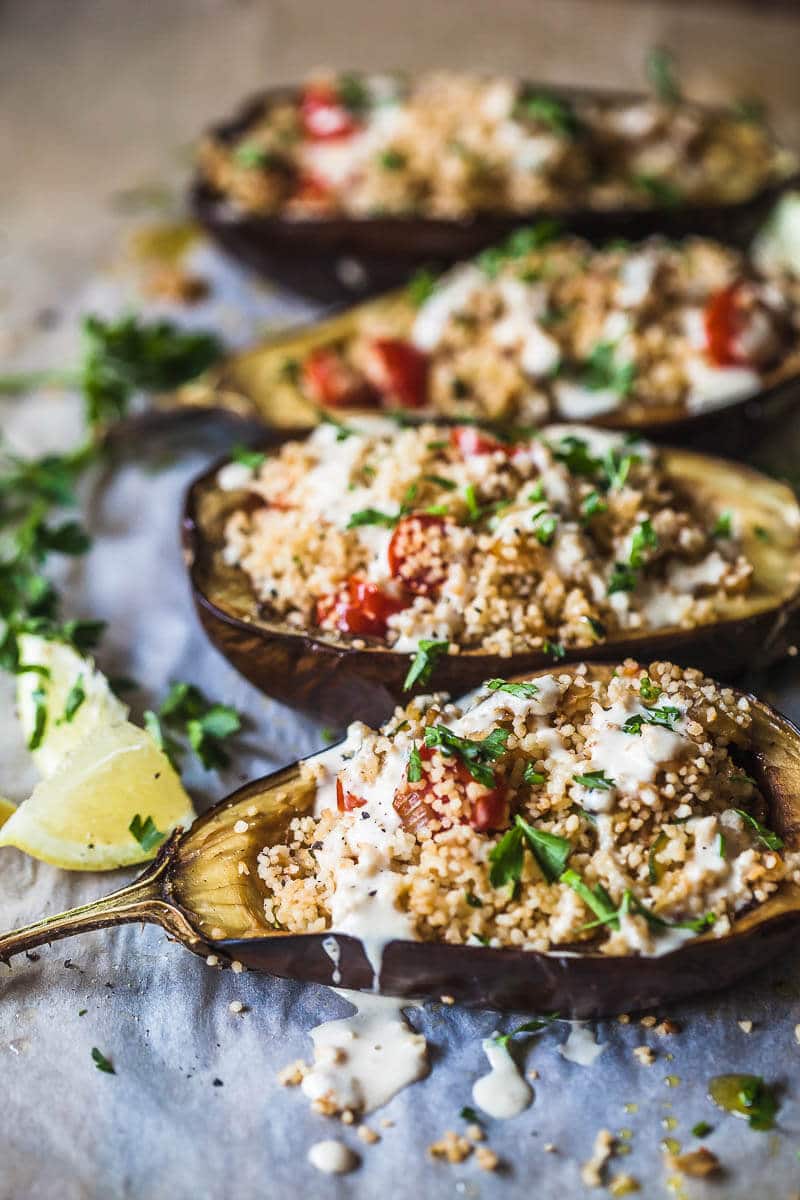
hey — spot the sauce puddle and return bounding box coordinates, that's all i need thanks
[472,1036,533,1119]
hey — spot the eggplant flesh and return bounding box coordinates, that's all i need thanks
[191,85,798,304]
[182,440,800,725]
[3,665,799,1018]
[170,284,800,451]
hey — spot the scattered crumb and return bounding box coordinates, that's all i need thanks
[737,1020,753,1034]
[312,1096,339,1117]
[466,1124,485,1142]
[357,1124,380,1145]
[633,1046,655,1066]
[667,1148,721,1178]
[794,1024,800,1045]
[609,1174,640,1196]
[205,955,220,967]
[639,1016,657,1028]
[231,960,245,974]
[428,1131,472,1164]
[277,1060,305,1087]
[527,1068,540,1080]
[617,1014,631,1025]
[581,1129,615,1188]
[341,1109,355,1126]
[229,1000,244,1014]
[143,264,210,305]
[440,995,455,1005]
[380,1118,395,1129]
[544,1143,557,1153]
[655,1020,680,1036]
[475,1146,500,1172]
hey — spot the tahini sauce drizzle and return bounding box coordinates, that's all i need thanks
[307,1139,358,1174]
[472,1036,533,1119]
[301,990,428,1115]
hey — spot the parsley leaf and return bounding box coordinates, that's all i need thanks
[581,490,607,520]
[573,770,616,790]
[646,46,682,104]
[404,639,450,691]
[91,1047,115,1075]
[523,762,546,786]
[562,868,620,928]
[542,639,565,660]
[464,892,483,909]
[28,686,48,750]
[407,268,438,307]
[407,745,423,784]
[629,518,658,567]
[487,679,539,699]
[515,89,583,138]
[129,813,167,852]
[579,342,636,397]
[712,511,733,538]
[346,508,399,529]
[734,809,784,851]
[608,562,638,595]
[622,706,681,735]
[515,814,571,883]
[489,825,525,889]
[61,674,86,723]
[460,1105,481,1123]
[424,724,510,789]
[230,445,266,470]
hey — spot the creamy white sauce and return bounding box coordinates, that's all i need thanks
[451,674,563,737]
[554,380,622,420]
[685,359,760,412]
[301,991,428,1115]
[667,550,728,592]
[411,265,485,351]
[472,1037,533,1119]
[557,1022,606,1066]
[322,935,342,985]
[617,251,658,308]
[580,695,689,791]
[490,279,561,378]
[307,1140,358,1174]
[216,461,254,491]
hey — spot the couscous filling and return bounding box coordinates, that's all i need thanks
[221,421,752,655]
[257,661,796,957]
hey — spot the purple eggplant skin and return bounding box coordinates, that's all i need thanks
[190,85,800,304]
[162,675,800,1017]
[182,442,800,726]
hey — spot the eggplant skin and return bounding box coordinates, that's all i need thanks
[182,444,800,725]
[190,85,799,303]
[164,681,800,1016]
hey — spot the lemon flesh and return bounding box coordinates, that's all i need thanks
[16,634,128,778]
[0,797,16,830]
[0,721,195,870]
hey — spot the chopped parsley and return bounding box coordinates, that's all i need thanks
[489,815,571,888]
[561,868,620,928]
[129,814,167,853]
[585,617,606,641]
[407,268,438,308]
[346,507,399,529]
[337,73,371,114]
[477,221,561,277]
[542,639,565,660]
[230,445,266,470]
[573,770,616,790]
[464,893,483,909]
[91,1047,115,1075]
[531,506,558,546]
[379,148,407,170]
[28,686,48,751]
[712,510,733,538]
[622,706,681,735]
[691,1121,712,1138]
[733,809,784,851]
[523,763,546,786]
[632,173,683,207]
[422,474,457,491]
[581,490,607,520]
[61,675,86,723]
[646,46,682,104]
[460,1105,481,1123]
[629,518,658,567]
[754,525,770,542]
[424,724,509,789]
[487,679,539,699]
[607,562,638,594]
[578,341,636,397]
[149,681,244,771]
[404,639,450,691]
[407,745,423,784]
[515,89,582,138]
[234,143,281,169]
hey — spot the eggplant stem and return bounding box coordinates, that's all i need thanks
[0,833,204,964]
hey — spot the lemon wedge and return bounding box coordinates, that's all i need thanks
[0,720,195,870]
[0,796,16,830]
[16,634,128,777]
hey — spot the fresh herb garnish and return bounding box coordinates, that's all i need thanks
[585,617,606,641]
[422,474,457,491]
[639,675,662,703]
[406,745,423,784]
[487,678,539,699]
[407,269,438,308]
[230,445,266,470]
[607,562,638,595]
[28,686,48,750]
[622,706,681,735]
[460,1105,481,1123]
[542,639,565,660]
[712,511,733,538]
[523,763,546,786]
[646,46,682,104]
[733,809,784,851]
[581,490,607,520]
[691,1121,712,1138]
[515,814,572,883]
[562,868,620,928]
[129,813,167,853]
[573,770,616,790]
[337,73,370,114]
[579,341,636,397]
[148,682,244,771]
[531,506,558,546]
[379,148,407,170]
[61,675,86,723]
[424,724,509,789]
[515,89,582,138]
[404,639,450,691]
[632,173,683,207]
[91,1047,115,1075]
[346,507,399,529]
[477,221,561,278]
[629,518,658,567]
[464,893,483,909]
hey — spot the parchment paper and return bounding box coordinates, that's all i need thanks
[3,238,800,1200]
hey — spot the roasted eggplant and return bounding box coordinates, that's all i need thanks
[2,664,799,1017]
[171,245,800,449]
[182,436,800,725]
[191,78,798,303]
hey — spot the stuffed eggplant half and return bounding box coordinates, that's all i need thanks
[175,231,800,439]
[192,70,797,299]
[3,661,800,1016]
[183,419,800,723]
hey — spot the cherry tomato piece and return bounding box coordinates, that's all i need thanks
[301,84,360,140]
[302,347,377,409]
[449,426,511,457]
[363,338,429,409]
[388,514,449,596]
[316,576,408,638]
[336,777,366,812]
[704,282,748,367]
[393,746,509,832]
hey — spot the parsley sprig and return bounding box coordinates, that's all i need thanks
[423,724,509,788]
[144,681,243,771]
[404,639,450,691]
[489,814,572,888]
